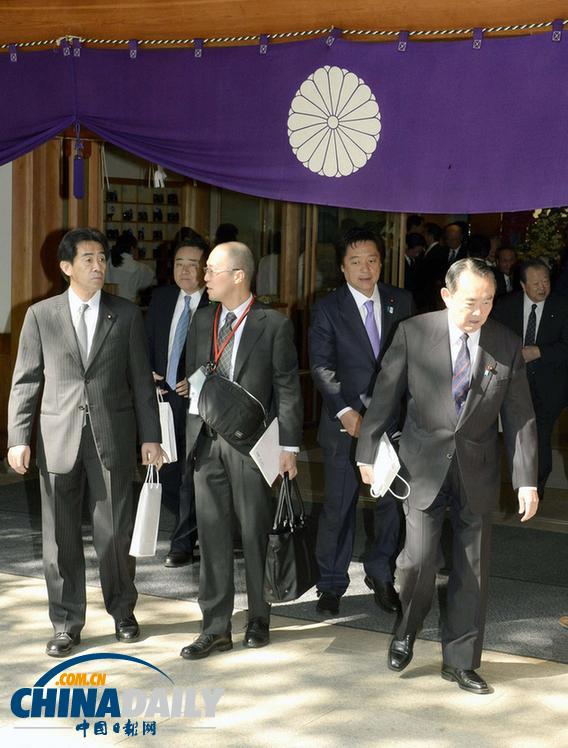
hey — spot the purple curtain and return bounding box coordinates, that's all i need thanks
[2,32,568,212]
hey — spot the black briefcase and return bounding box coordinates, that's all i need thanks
[264,473,319,603]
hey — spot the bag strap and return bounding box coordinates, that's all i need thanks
[272,479,290,530]
[145,464,158,485]
[388,473,411,500]
[283,473,305,525]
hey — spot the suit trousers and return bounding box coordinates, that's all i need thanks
[39,418,137,634]
[528,377,563,495]
[193,431,272,634]
[395,459,492,669]
[159,390,197,552]
[316,448,401,595]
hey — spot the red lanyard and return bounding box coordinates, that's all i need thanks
[212,296,256,367]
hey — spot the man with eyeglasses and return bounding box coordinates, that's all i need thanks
[180,242,303,659]
[145,234,210,567]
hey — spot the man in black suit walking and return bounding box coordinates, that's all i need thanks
[492,258,568,498]
[145,235,210,566]
[309,227,414,616]
[180,241,303,659]
[357,259,538,694]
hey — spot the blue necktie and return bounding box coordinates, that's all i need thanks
[452,333,470,414]
[166,296,191,389]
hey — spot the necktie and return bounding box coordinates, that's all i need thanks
[166,295,191,389]
[217,312,237,379]
[524,303,537,346]
[364,299,381,358]
[452,333,470,414]
[76,303,89,367]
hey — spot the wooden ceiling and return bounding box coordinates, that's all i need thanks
[0,0,566,45]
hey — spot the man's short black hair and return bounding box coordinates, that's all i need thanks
[424,222,442,242]
[338,226,385,264]
[445,258,496,294]
[173,233,210,261]
[407,214,424,232]
[519,258,550,284]
[406,232,426,249]
[58,228,109,264]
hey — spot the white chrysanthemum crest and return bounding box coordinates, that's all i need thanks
[288,65,381,178]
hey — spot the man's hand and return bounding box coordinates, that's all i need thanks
[518,487,539,522]
[175,378,189,398]
[359,464,374,485]
[521,346,541,363]
[152,371,167,396]
[279,451,297,479]
[7,445,31,475]
[141,443,168,471]
[340,409,362,438]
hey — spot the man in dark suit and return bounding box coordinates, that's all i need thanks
[7,228,163,657]
[309,227,414,617]
[493,246,518,298]
[492,258,568,498]
[357,259,538,694]
[418,222,447,312]
[179,242,302,659]
[145,235,209,567]
[445,223,467,267]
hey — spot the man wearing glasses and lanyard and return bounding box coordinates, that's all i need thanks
[180,241,303,659]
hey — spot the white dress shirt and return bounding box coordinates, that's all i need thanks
[522,295,545,341]
[68,287,101,357]
[167,287,205,363]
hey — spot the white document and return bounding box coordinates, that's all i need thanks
[188,366,207,415]
[249,418,280,486]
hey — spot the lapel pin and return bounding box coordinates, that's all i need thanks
[484,363,497,377]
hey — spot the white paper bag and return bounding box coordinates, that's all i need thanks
[130,465,162,557]
[370,433,410,500]
[158,392,177,463]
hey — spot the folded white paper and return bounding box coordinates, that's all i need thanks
[249,418,280,487]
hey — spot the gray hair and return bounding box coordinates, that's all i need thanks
[445,258,496,294]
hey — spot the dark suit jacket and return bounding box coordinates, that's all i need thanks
[417,243,448,311]
[145,285,209,384]
[492,291,568,413]
[185,300,303,454]
[8,290,161,474]
[309,282,414,453]
[356,311,537,514]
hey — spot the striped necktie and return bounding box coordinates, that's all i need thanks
[452,333,470,414]
[217,312,237,379]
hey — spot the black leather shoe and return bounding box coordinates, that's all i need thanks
[441,665,492,694]
[243,618,270,648]
[364,576,401,613]
[180,633,233,660]
[388,634,415,671]
[164,550,194,568]
[115,615,140,642]
[316,591,340,616]
[46,632,81,658]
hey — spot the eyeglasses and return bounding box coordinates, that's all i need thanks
[204,266,242,277]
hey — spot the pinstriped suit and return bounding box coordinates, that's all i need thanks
[8,290,161,633]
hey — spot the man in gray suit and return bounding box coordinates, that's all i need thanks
[357,259,539,694]
[7,228,163,657]
[180,241,302,659]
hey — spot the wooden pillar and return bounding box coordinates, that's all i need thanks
[182,180,210,240]
[11,140,65,362]
[280,202,301,312]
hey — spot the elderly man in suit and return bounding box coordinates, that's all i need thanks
[145,234,209,567]
[7,228,163,657]
[180,241,302,659]
[492,258,568,498]
[309,227,414,617]
[357,259,539,694]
